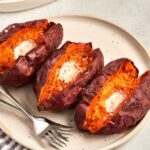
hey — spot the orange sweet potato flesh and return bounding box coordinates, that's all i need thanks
[0,19,63,87]
[39,42,93,104]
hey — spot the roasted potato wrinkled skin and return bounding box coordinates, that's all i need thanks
[74,58,140,132]
[34,42,104,111]
[0,19,48,44]
[0,20,63,87]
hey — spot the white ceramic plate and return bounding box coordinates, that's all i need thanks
[0,15,150,150]
[0,0,54,12]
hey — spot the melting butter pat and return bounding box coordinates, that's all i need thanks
[105,91,126,113]
[14,39,37,59]
[58,61,81,83]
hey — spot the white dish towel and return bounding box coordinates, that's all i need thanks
[0,129,27,150]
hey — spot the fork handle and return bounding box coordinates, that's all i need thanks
[0,85,34,121]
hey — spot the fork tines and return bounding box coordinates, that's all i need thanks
[44,124,73,150]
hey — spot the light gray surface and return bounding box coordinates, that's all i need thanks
[0,0,150,150]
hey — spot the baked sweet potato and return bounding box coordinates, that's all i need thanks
[34,41,104,111]
[0,19,63,87]
[74,58,150,134]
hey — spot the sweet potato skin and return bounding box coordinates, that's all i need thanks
[74,58,150,134]
[33,42,104,110]
[0,19,48,44]
[0,20,63,87]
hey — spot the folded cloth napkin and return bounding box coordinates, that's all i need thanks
[0,129,27,150]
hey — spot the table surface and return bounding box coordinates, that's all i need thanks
[0,0,150,150]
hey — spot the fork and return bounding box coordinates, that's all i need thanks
[0,85,73,150]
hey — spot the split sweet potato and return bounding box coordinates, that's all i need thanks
[0,19,63,87]
[74,58,150,134]
[34,41,104,111]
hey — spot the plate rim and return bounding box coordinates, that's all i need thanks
[0,15,150,150]
[0,0,54,12]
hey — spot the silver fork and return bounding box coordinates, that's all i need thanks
[0,85,73,150]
